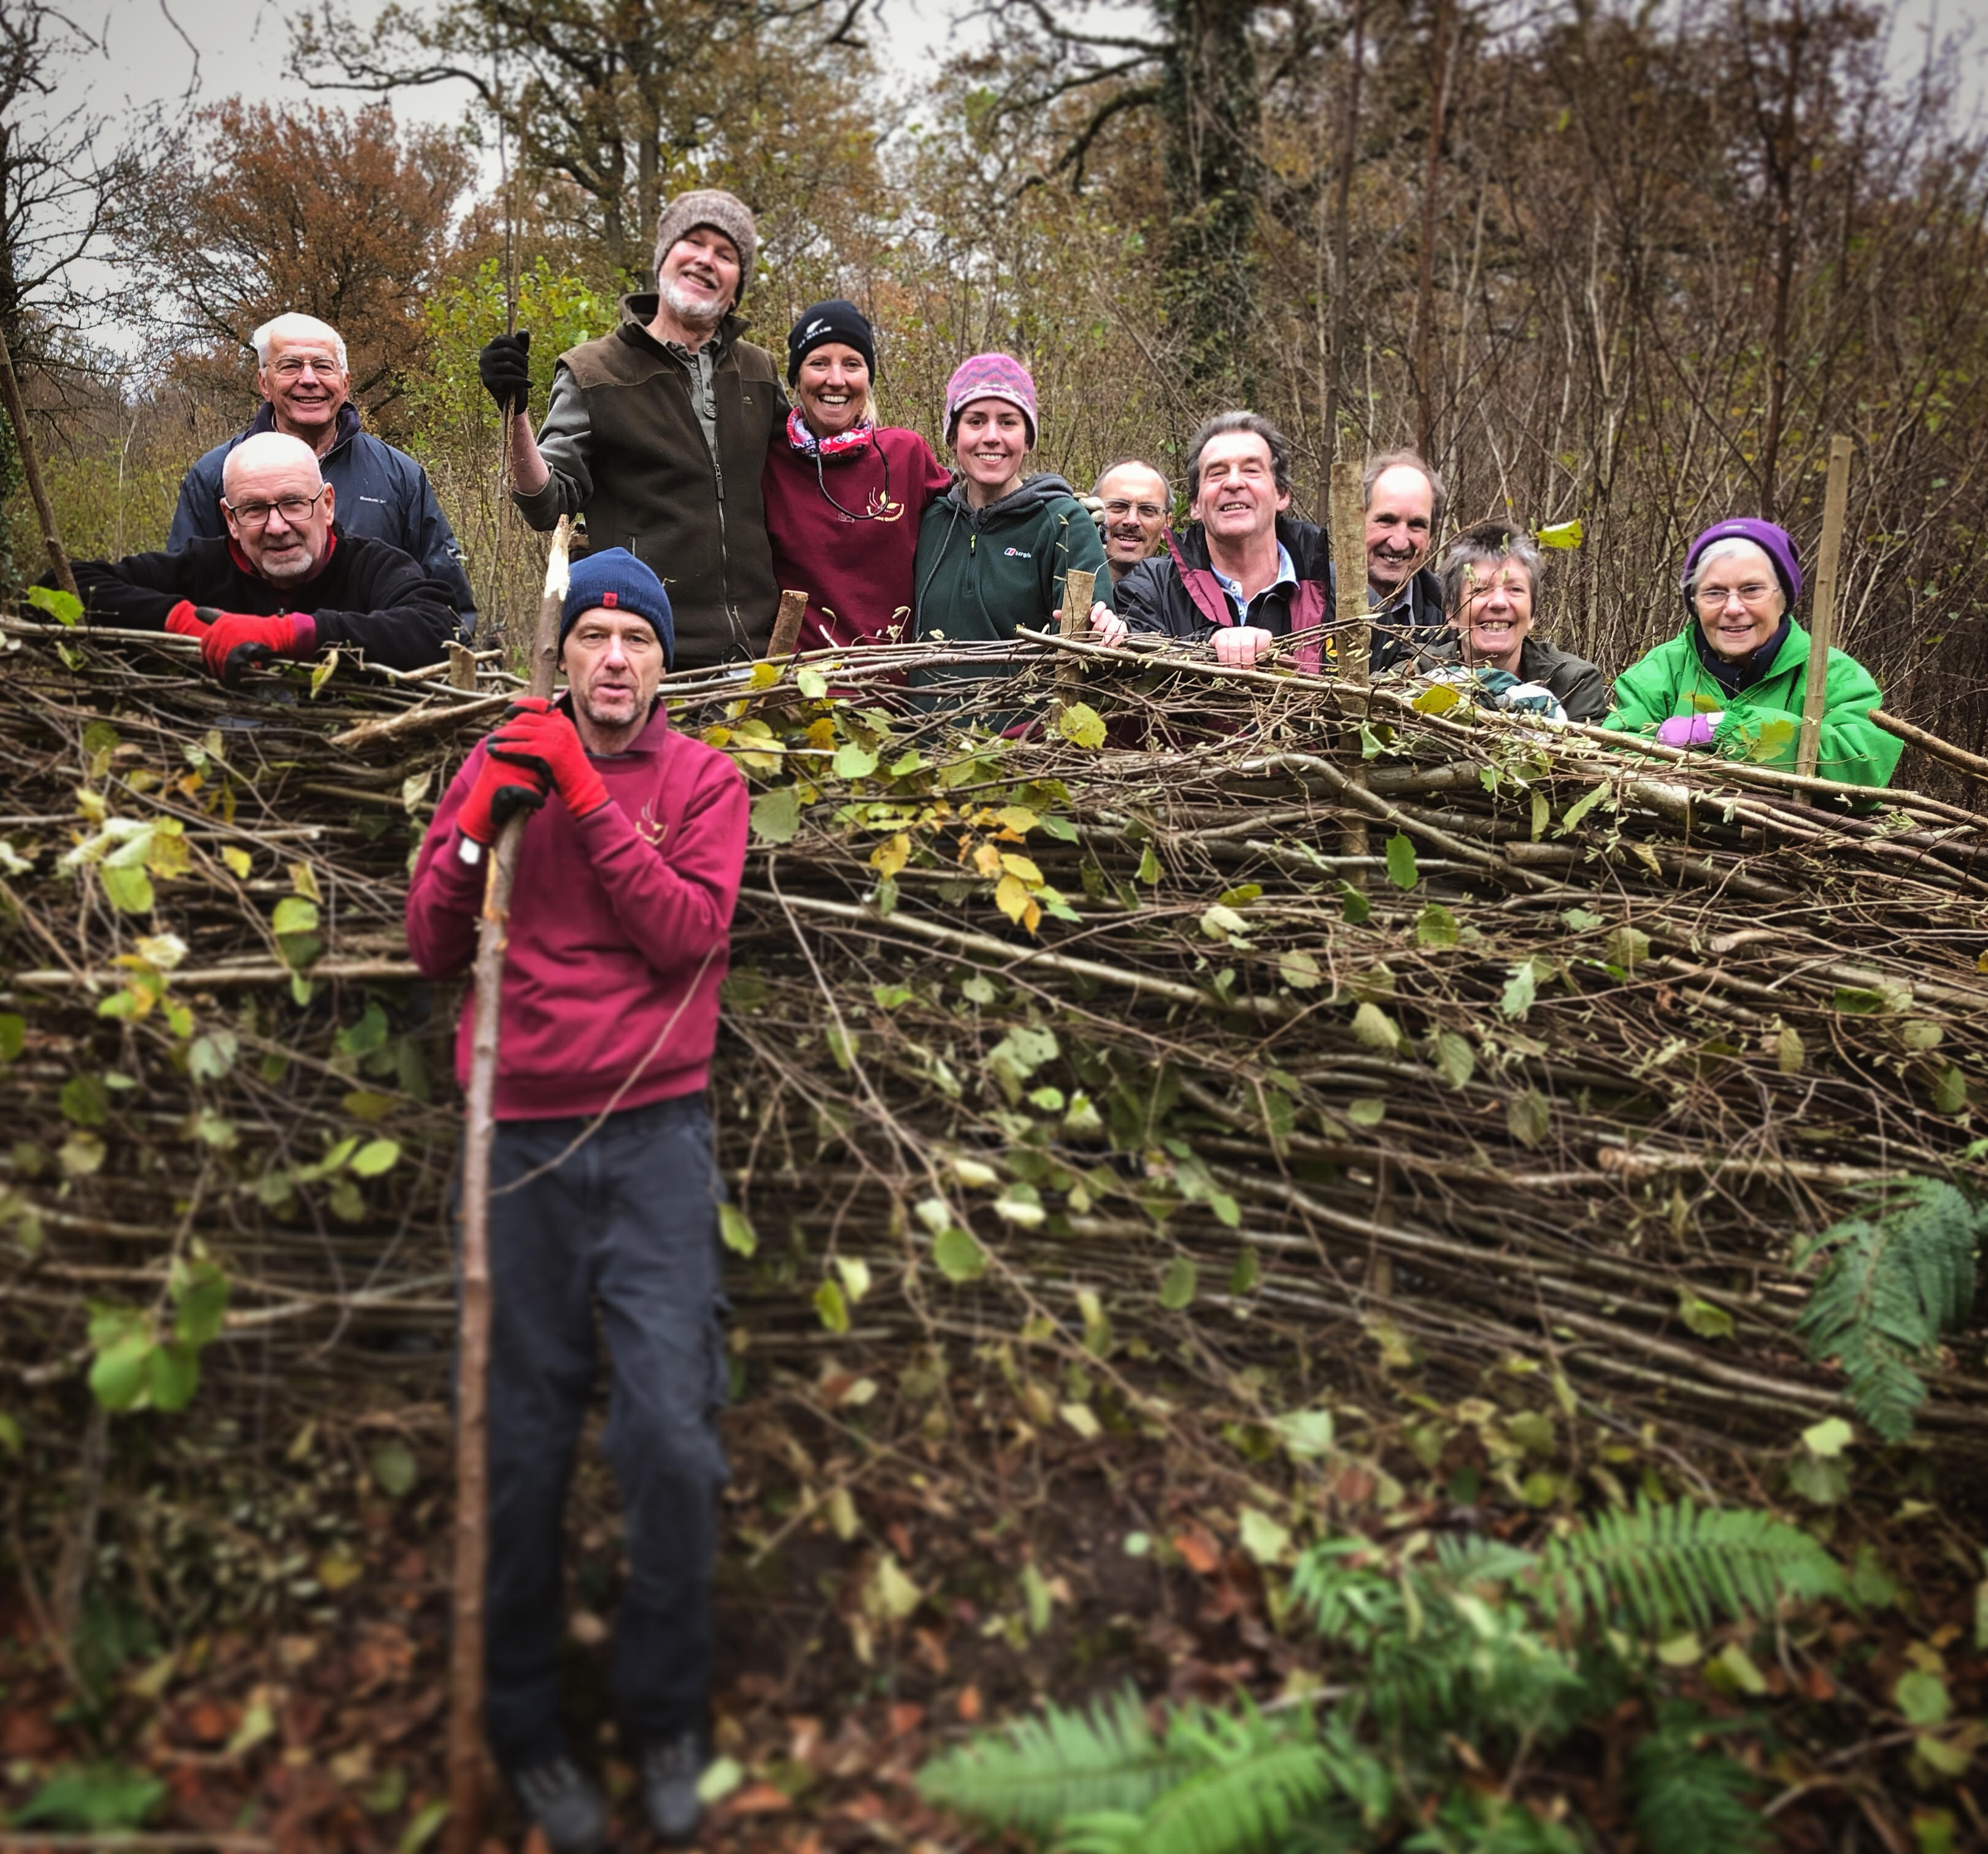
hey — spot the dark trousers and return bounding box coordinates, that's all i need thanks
[480,1093,729,1767]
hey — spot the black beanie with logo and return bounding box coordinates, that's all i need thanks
[786,299,876,385]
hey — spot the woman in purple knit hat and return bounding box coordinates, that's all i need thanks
[1603,517,1901,787]
[908,352,1104,691]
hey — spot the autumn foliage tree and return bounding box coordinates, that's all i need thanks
[123,99,474,425]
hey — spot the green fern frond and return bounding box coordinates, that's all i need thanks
[1626,1705,1765,1854]
[1292,1541,1404,1650]
[917,1688,1187,1836]
[1061,1739,1335,1854]
[1428,1534,1538,1593]
[1795,1178,1985,1442]
[1539,1497,1844,1636]
[1403,1790,1587,1853]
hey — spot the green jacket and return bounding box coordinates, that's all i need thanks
[1603,619,1901,788]
[911,473,1106,660]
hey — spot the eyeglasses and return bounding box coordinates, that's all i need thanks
[268,355,341,380]
[223,487,328,529]
[1103,500,1166,520]
[1694,581,1777,609]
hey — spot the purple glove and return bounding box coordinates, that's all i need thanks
[1657,713,1721,749]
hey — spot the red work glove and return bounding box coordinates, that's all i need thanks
[488,697,609,819]
[167,605,318,683]
[456,746,549,848]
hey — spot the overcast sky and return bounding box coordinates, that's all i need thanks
[62,0,979,126]
[33,0,1988,354]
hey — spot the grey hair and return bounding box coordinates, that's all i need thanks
[1092,456,1172,501]
[252,313,348,374]
[1685,535,1776,592]
[1184,412,1291,503]
[1438,519,1545,614]
[1363,448,1447,530]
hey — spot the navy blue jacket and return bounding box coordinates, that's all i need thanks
[168,403,477,632]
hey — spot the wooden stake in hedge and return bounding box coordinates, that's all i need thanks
[1059,566,1097,690]
[445,514,570,1854]
[766,587,807,662]
[0,318,76,599]
[1797,436,1854,780]
[1329,460,1371,862]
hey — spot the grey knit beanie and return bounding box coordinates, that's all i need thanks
[652,188,758,306]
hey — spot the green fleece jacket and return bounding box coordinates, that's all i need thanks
[911,473,1106,658]
[1603,619,1901,788]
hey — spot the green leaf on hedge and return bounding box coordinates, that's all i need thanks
[933,1226,987,1283]
[1384,832,1419,890]
[26,584,84,627]
[101,863,153,914]
[719,1203,758,1257]
[749,785,801,844]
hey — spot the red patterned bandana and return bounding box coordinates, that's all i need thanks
[787,406,874,462]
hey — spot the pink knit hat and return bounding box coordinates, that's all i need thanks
[944,352,1038,446]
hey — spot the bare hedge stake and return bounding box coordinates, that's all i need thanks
[1329,460,1370,862]
[1797,436,1852,779]
[0,319,77,598]
[1058,566,1096,691]
[767,587,807,661]
[445,514,569,1854]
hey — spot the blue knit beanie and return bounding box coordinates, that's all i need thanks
[560,547,675,667]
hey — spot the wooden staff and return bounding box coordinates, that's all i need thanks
[1329,461,1370,860]
[1796,436,1852,779]
[0,318,76,598]
[445,515,569,1854]
[1059,566,1096,690]
[767,587,807,661]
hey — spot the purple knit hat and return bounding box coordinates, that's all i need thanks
[1681,518,1803,611]
[944,352,1038,446]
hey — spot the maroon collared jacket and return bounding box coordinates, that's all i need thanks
[406,700,747,1120]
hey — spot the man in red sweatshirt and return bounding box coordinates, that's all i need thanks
[405,547,746,1853]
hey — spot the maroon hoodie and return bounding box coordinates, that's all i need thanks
[762,423,953,654]
[406,701,747,1120]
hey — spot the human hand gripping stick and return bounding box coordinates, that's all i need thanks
[487,697,610,820]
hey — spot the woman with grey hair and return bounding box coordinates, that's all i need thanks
[1422,519,1609,722]
[1605,517,1901,785]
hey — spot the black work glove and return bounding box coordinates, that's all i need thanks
[477,330,532,416]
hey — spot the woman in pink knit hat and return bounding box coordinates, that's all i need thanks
[909,352,1104,690]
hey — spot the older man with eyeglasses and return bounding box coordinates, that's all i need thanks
[67,432,458,682]
[168,312,478,633]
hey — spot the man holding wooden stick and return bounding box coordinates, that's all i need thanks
[479,188,786,671]
[406,547,747,1852]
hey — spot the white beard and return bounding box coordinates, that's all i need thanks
[662,278,726,327]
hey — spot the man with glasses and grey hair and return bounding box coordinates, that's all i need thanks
[68,431,458,681]
[169,312,477,632]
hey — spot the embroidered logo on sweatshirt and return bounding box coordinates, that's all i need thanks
[1004,547,1033,558]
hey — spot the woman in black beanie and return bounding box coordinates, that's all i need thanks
[760,298,952,657]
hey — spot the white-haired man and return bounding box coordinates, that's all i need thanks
[477,188,786,671]
[169,312,477,630]
[71,432,457,680]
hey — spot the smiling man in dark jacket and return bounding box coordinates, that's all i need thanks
[72,433,458,680]
[1093,425,1453,676]
[480,188,785,671]
[1095,412,1329,668]
[169,313,477,632]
